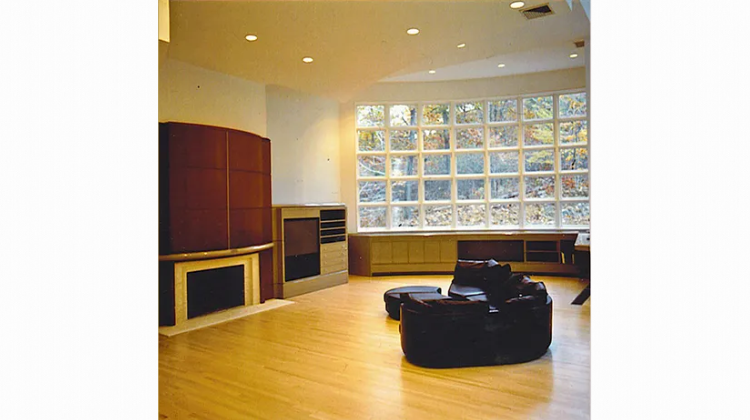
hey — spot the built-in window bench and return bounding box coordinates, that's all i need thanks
[348,231,583,276]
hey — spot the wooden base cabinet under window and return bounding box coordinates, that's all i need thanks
[348,232,580,276]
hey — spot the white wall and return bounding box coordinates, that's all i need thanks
[266,85,341,205]
[159,41,267,136]
[340,67,587,232]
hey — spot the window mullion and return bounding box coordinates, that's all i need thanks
[518,96,525,229]
[384,110,392,231]
[356,90,587,231]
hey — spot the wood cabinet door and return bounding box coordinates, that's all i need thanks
[227,128,272,248]
[227,130,265,173]
[169,123,227,169]
[166,122,229,253]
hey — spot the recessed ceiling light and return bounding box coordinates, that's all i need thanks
[406,28,420,35]
[569,53,579,59]
[245,34,258,42]
[457,43,466,49]
[302,57,314,63]
[497,63,506,68]
[428,70,436,74]
[510,2,526,9]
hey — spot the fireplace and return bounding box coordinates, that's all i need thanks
[187,265,245,319]
[172,253,260,326]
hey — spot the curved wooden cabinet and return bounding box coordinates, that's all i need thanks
[159,122,272,254]
[159,122,274,325]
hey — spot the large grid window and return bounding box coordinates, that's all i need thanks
[355,90,589,231]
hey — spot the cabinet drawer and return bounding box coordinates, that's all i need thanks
[320,249,349,258]
[322,263,347,274]
[321,241,348,254]
[322,255,347,268]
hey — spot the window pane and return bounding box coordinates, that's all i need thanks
[457,179,485,200]
[359,206,386,228]
[560,148,589,170]
[490,178,520,199]
[523,123,554,146]
[391,155,418,177]
[357,130,385,151]
[456,101,484,124]
[488,99,517,122]
[456,127,484,149]
[524,176,555,199]
[422,129,450,150]
[390,104,417,126]
[392,206,419,228]
[524,149,555,172]
[490,203,520,226]
[358,181,386,203]
[456,153,484,175]
[457,204,486,227]
[559,121,588,144]
[390,129,418,151]
[357,155,385,177]
[424,180,452,201]
[392,180,419,202]
[422,103,450,125]
[490,151,519,174]
[562,202,590,226]
[525,203,556,226]
[523,96,553,121]
[561,174,589,198]
[559,92,587,118]
[488,126,518,148]
[425,205,452,227]
[424,154,451,175]
[357,105,384,127]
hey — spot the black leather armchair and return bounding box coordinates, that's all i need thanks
[399,260,552,368]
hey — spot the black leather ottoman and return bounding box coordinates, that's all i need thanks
[383,286,445,320]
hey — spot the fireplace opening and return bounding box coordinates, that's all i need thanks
[187,265,245,319]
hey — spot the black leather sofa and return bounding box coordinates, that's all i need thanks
[399,259,552,368]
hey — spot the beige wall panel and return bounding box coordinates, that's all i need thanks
[371,263,455,274]
[440,240,457,263]
[392,242,409,264]
[408,241,425,263]
[423,241,441,263]
[371,242,393,264]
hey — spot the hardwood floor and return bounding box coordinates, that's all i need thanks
[159,275,590,419]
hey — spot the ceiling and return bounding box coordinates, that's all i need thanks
[166,0,590,102]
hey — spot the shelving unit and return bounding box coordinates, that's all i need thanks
[525,241,560,263]
[272,204,349,298]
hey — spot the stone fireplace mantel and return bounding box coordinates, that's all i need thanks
[159,243,293,337]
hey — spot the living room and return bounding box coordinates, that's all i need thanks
[5,1,748,419]
[156,2,590,417]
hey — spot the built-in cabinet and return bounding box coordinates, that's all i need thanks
[159,122,274,327]
[159,122,272,254]
[348,232,579,276]
[272,204,348,298]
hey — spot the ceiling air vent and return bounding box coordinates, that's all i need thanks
[521,4,554,20]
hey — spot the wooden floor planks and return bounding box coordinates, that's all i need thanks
[159,274,590,419]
